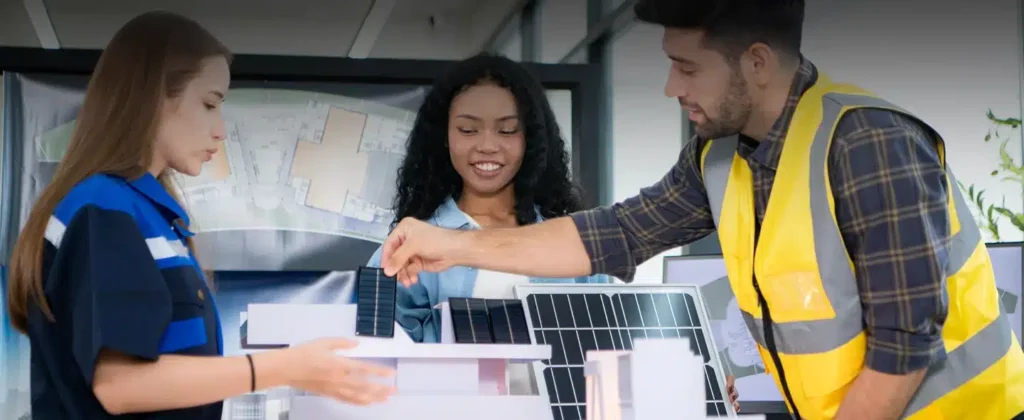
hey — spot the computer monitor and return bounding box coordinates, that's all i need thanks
[985,242,1023,344]
[662,255,788,414]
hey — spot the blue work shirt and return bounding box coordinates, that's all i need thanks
[26,172,223,420]
[367,197,610,343]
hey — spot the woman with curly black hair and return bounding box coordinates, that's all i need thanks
[367,53,609,388]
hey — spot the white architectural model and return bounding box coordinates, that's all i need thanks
[585,338,766,420]
[243,302,553,420]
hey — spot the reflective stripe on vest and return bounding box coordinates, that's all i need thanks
[700,92,1016,417]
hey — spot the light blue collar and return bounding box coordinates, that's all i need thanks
[429,196,544,229]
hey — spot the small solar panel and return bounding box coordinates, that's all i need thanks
[516,285,734,420]
[449,297,494,343]
[354,266,397,338]
[488,299,532,344]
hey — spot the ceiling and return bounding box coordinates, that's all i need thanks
[0,0,522,60]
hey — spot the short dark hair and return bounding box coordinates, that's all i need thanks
[634,0,804,62]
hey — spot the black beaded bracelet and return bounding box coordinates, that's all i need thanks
[244,354,255,393]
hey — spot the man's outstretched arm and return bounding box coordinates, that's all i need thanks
[458,217,593,278]
[452,138,717,282]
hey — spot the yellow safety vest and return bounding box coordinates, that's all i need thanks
[699,73,1024,419]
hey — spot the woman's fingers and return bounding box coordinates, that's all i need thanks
[331,377,394,405]
[335,357,395,378]
[331,385,385,406]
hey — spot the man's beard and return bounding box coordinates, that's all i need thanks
[694,71,753,140]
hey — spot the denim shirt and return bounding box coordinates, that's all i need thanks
[366,197,611,343]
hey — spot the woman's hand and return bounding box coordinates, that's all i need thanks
[276,337,396,405]
[91,337,396,414]
[726,375,740,412]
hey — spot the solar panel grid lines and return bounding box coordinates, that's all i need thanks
[488,299,533,344]
[354,266,397,338]
[449,298,533,344]
[516,285,734,420]
[489,299,515,344]
[449,297,493,343]
[505,300,533,343]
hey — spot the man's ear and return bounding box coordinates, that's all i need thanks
[743,43,778,86]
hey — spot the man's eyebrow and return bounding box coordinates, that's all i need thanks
[667,54,696,65]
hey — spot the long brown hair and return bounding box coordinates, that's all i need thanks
[6,11,232,334]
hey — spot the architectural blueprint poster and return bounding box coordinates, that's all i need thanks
[1,73,428,271]
[0,72,428,419]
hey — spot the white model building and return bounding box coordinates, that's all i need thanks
[585,338,766,420]
[243,302,554,420]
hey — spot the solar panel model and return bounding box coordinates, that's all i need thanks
[449,297,532,344]
[354,266,397,338]
[516,284,735,420]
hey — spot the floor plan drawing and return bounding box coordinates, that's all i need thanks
[34,88,415,243]
[174,89,414,242]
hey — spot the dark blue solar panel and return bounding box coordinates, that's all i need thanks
[354,266,396,338]
[488,299,532,344]
[449,298,493,343]
[447,298,532,345]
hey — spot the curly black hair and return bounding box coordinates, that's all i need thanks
[391,53,582,228]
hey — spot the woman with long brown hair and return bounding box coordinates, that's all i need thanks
[5,11,394,419]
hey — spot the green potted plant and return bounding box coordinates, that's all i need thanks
[960,110,1024,241]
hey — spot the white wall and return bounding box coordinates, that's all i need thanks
[803,0,1024,242]
[608,23,686,283]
